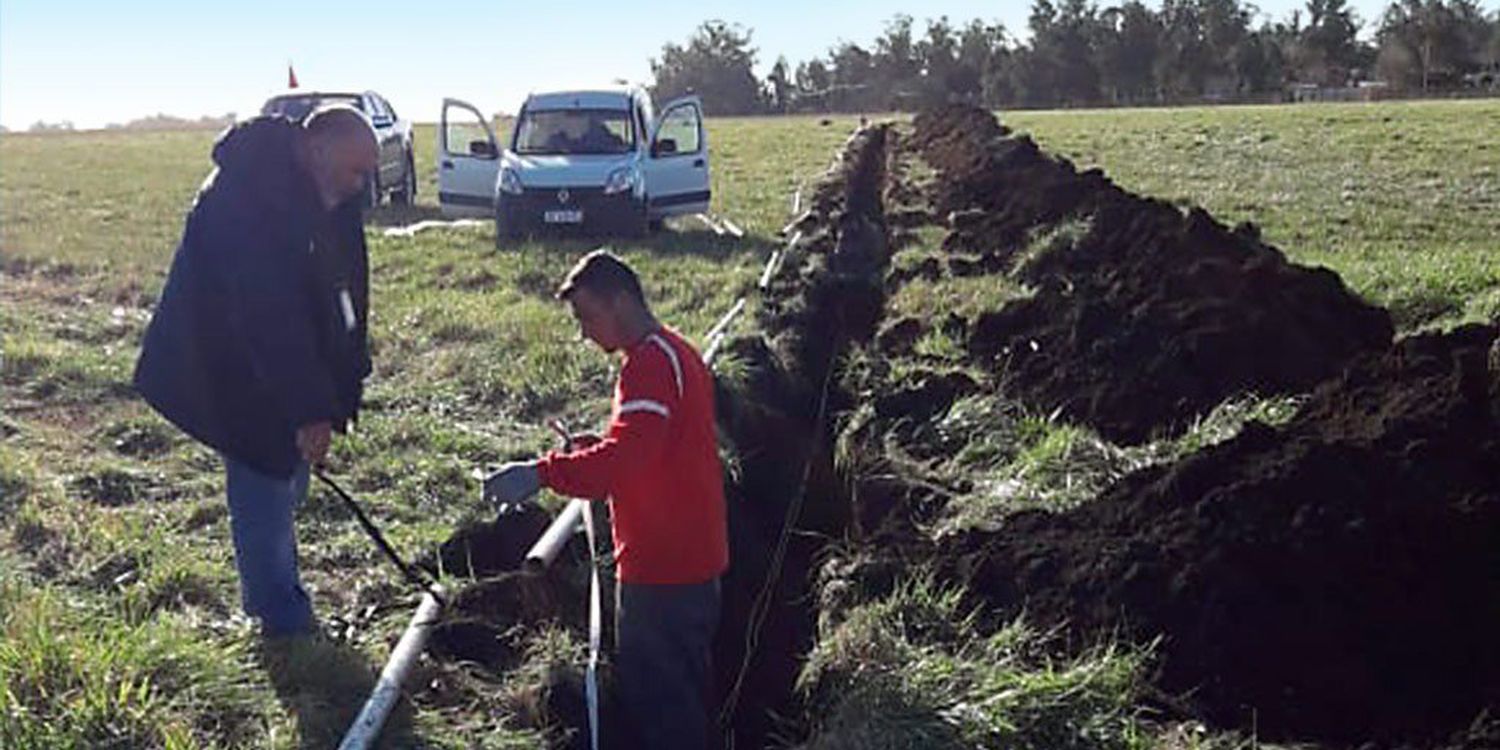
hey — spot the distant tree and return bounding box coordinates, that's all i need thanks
[1376,0,1488,91]
[767,56,792,113]
[956,20,1016,107]
[744,0,1489,113]
[827,42,877,109]
[874,14,923,105]
[1237,29,1290,93]
[650,21,764,115]
[1489,12,1500,67]
[1014,0,1103,106]
[916,16,971,107]
[1297,0,1366,84]
[1156,0,1213,99]
[1097,1,1163,104]
[793,58,833,109]
[1200,0,1255,95]
[1490,11,1500,68]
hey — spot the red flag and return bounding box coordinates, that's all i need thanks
[288,63,299,89]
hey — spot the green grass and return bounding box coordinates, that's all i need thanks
[0,567,270,749]
[931,392,1304,535]
[799,573,1150,750]
[2,101,1496,747]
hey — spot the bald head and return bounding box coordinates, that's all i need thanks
[302,105,380,209]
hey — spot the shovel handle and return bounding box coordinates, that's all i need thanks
[549,419,575,451]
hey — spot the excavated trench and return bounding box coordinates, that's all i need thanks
[413,126,903,749]
[890,105,1499,747]
[417,105,1499,749]
[708,123,900,748]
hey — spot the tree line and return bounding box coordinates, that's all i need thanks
[650,0,1500,114]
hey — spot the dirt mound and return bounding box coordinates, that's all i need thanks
[428,571,576,668]
[911,104,1393,444]
[420,503,551,579]
[942,324,1500,743]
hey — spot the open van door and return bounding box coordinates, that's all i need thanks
[642,96,710,219]
[438,98,499,218]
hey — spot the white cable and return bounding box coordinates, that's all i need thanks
[583,502,603,750]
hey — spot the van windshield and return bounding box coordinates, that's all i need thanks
[513,108,635,155]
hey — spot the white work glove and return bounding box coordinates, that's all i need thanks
[483,461,541,510]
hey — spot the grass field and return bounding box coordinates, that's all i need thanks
[2,99,1498,748]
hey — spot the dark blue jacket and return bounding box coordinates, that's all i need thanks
[133,116,371,479]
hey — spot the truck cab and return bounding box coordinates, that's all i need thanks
[438,85,710,241]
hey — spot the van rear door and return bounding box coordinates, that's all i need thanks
[642,95,710,218]
[438,98,499,218]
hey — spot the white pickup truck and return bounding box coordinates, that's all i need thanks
[438,84,710,242]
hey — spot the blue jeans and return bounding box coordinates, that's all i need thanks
[224,456,315,637]
[615,578,721,750]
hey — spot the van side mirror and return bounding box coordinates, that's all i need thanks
[653,138,678,157]
[469,140,497,158]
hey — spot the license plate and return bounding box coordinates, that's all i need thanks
[543,209,584,224]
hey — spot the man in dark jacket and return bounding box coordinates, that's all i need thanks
[133,106,379,637]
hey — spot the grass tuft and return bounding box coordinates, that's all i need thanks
[798,573,1150,750]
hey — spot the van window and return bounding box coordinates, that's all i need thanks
[656,104,700,154]
[513,108,635,155]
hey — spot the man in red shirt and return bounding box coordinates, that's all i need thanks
[484,249,729,749]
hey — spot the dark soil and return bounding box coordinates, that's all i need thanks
[942,325,1500,744]
[428,571,576,669]
[709,124,899,749]
[420,503,552,579]
[421,503,576,670]
[72,465,166,505]
[911,104,1394,444]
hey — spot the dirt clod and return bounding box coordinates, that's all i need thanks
[943,324,1500,743]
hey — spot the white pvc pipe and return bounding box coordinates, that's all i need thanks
[342,291,756,748]
[338,586,445,750]
[706,298,747,343]
[582,497,604,750]
[524,499,587,572]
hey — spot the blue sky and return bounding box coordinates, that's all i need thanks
[1,0,1411,130]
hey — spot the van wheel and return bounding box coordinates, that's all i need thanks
[495,208,519,249]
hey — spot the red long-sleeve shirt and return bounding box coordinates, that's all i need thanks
[537,326,729,585]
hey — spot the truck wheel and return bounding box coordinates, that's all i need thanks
[362,172,380,210]
[392,153,416,206]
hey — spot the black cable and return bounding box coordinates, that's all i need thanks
[312,468,446,606]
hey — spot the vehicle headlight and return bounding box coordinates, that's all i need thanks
[603,166,639,196]
[499,167,523,195]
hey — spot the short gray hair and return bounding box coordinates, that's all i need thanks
[304,104,377,147]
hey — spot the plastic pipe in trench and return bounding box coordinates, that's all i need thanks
[340,295,753,749]
[337,503,586,750]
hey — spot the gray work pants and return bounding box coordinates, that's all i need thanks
[614,577,721,750]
